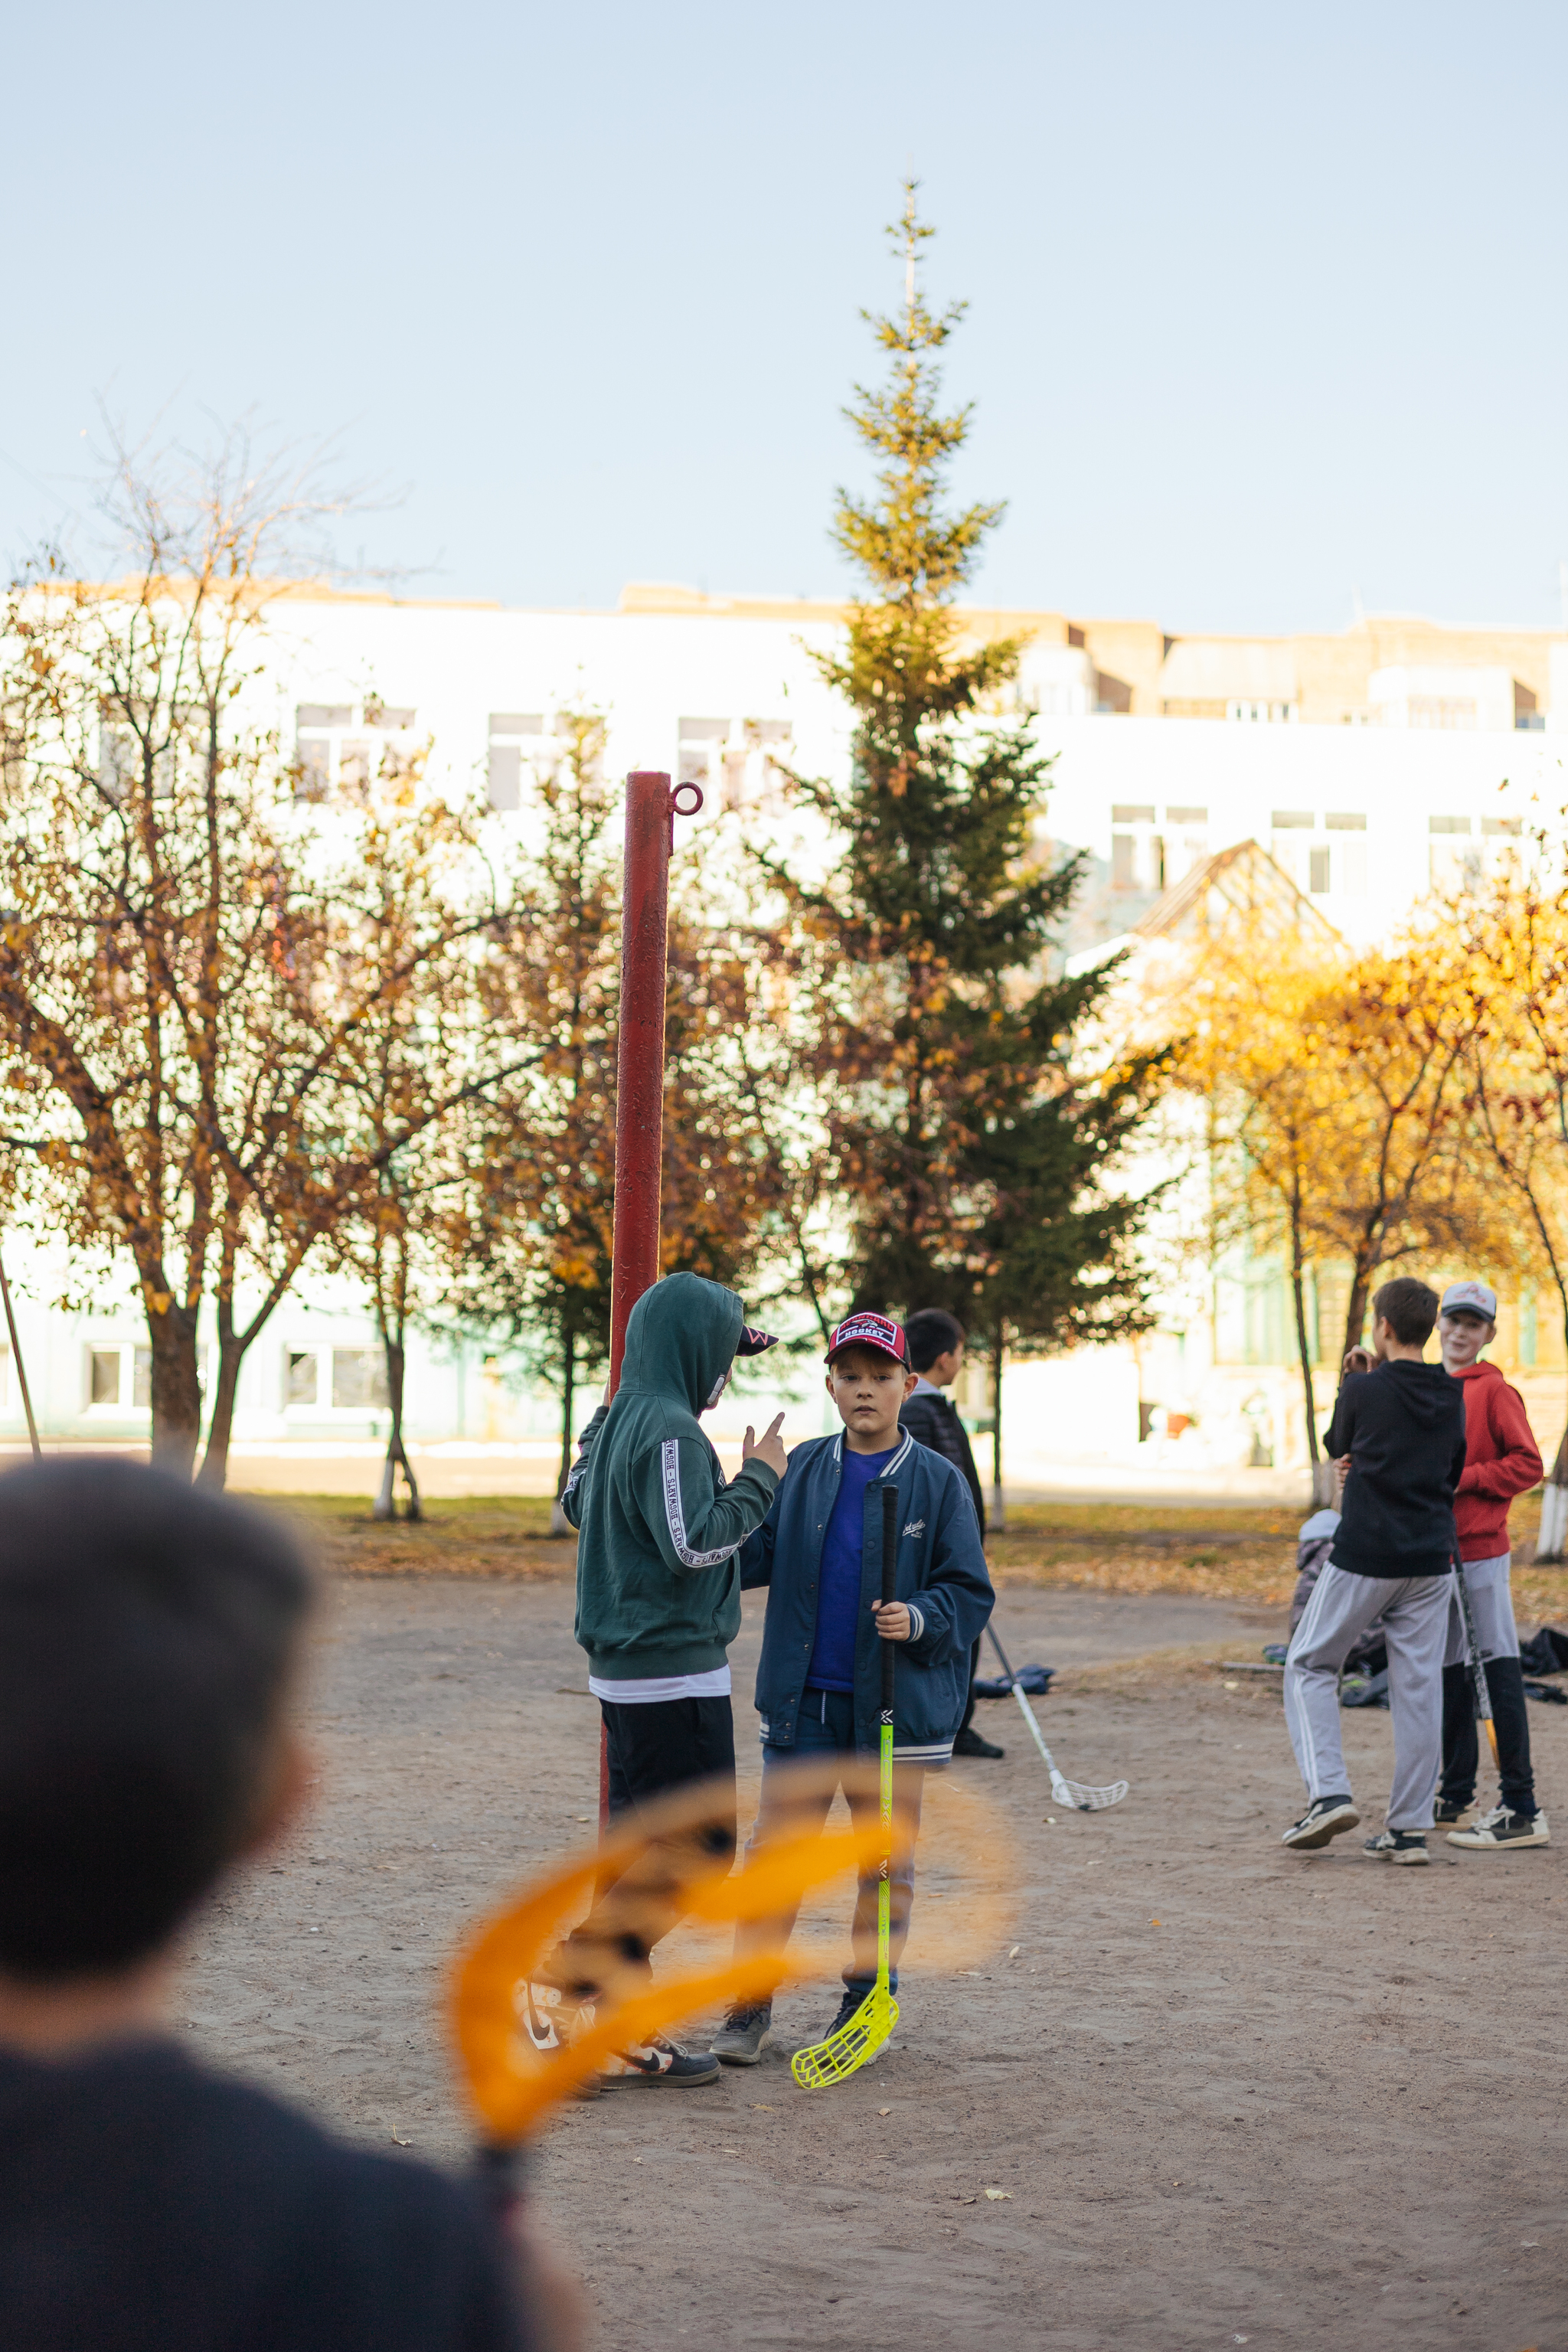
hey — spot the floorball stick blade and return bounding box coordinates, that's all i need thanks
[791,1984,899,2089]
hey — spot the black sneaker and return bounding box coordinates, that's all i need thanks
[600,2033,721,2088]
[1448,1805,1550,1851]
[1432,1795,1474,1828]
[1282,1794,1359,1849]
[952,1726,1005,1759]
[711,2001,773,2065]
[818,1988,870,2043]
[1363,1828,1429,1865]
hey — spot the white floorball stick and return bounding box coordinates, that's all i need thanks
[984,1625,1129,1811]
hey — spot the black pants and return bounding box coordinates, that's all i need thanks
[958,1637,982,1736]
[556,1695,736,1994]
[1439,1658,1537,1818]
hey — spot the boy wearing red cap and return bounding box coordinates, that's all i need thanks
[710,1313,993,2066]
[1435,1280,1550,1849]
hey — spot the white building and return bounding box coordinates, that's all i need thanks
[5,582,1564,1492]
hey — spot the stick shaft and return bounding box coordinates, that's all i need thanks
[878,1485,897,1988]
[0,1249,40,1461]
[986,1622,1076,1805]
[1452,1554,1499,1765]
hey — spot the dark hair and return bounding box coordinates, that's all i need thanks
[1371,1277,1439,1348]
[903,1309,966,1375]
[0,1459,312,1979]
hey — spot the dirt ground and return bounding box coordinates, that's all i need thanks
[181,1564,1568,2352]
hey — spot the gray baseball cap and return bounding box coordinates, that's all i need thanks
[1440,1280,1497,1321]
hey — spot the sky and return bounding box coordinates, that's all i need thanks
[5,2,1566,638]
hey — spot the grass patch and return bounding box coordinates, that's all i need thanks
[234,1485,1568,1626]
[237,1492,574,1579]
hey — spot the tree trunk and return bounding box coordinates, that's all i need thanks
[1341,1269,1372,1369]
[374,1331,421,1521]
[1289,1233,1334,1505]
[145,1300,203,1478]
[196,1298,244,1491]
[988,1324,1005,1534]
[550,1325,576,1538]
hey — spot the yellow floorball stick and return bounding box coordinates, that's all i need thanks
[450,1773,893,2146]
[791,1481,902,2088]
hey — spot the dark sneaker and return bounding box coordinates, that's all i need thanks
[1449,1805,1551,1850]
[600,2033,721,2089]
[712,2001,773,2066]
[1364,1829,1429,1865]
[952,1726,1005,1759]
[1282,1795,1360,1849]
[1432,1795,1474,1828]
[817,1988,871,2043]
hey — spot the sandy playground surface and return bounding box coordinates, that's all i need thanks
[181,1564,1568,2352]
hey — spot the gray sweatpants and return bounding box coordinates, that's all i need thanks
[1444,1551,1518,1664]
[1285,1561,1449,1831]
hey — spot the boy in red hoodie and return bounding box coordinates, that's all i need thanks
[1435,1280,1550,1849]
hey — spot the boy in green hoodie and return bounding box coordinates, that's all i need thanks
[554,1272,785,2086]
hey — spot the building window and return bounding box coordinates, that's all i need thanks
[89,1348,121,1405]
[1166,805,1207,825]
[332,1348,390,1409]
[1112,804,1155,825]
[487,714,544,811]
[1325,812,1366,831]
[1308,845,1331,894]
[1111,833,1135,889]
[1341,839,1368,895]
[1481,816,1521,838]
[1519,1287,1538,1368]
[1429,815,1472,835]
[1227,701,1297,724]
[1408,697,1477,730]
[133,1347,151,1408]
[285,1349,318,1406]
[295,703,417,803]
[678,717,791,811]
[1270,810,1313,829]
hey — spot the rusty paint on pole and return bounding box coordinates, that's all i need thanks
[599,772,702,1828]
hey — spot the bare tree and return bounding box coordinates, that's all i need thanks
[0,426,534,1479]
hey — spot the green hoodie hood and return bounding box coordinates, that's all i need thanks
[560,1272,781,1682]
[620,1272,743,1414]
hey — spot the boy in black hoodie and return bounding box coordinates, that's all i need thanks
[1282,1277,1466,1866]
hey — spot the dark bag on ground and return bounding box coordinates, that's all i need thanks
[973,1664,1054,1698]
[1519,1625,1568,1676]
[1340,1668,1390,1710]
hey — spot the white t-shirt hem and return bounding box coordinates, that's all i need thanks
[589,1666,733,1704]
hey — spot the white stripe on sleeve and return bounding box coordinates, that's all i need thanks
[662,1438,746,1568]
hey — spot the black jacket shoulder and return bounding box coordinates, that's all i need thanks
[900,1389,984,1527]
[0,2038,527,2352]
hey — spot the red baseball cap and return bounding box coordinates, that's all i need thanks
[825,1312,908,1367]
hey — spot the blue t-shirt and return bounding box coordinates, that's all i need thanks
[805,1444,897,1694]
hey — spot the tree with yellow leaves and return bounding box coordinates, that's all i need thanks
[1442,860,1568,1553]
[1169,908,1510,1478]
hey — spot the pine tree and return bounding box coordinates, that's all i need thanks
[759,184,1160,1512]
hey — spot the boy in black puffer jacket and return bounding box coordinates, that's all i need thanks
[898,1308,1001,1759]
[710,1313,993,2067]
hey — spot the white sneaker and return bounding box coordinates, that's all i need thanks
[1448,1805,1551,1851]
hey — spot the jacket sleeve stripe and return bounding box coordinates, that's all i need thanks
[662,1438,746,1568]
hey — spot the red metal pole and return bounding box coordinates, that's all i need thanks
[607,772,677,1399]
[599,770,702,1828]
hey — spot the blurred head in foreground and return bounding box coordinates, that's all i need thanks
[0,1457,312,1983]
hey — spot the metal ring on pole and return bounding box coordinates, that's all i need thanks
[670,782,704,818]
